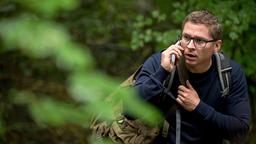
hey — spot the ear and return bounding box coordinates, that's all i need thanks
[214,40,222,52]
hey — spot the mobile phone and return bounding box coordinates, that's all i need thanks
[170,40,181,64]
[171,54,176,64]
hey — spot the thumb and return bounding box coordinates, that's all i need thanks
[175,40,181,46]
[186,80,194,90]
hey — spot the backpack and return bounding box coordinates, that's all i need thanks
[90,65,160,144]
[90,52,232,144]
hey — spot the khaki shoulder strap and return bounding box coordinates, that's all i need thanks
[120,65,143,87]
[103,65,143,118]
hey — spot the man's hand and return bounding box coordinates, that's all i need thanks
[176,80,200,111]
[161,41,184,72]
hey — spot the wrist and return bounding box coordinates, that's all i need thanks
[161,63,174,72]
[192,99,200,111]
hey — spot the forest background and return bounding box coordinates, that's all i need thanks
[0,0,255,143]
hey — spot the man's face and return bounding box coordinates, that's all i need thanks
[181,21,221,72]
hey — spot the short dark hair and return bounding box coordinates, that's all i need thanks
[182,10,222,40]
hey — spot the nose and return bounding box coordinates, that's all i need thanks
[187,39,196,49]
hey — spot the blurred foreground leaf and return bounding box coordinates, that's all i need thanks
[11,91,91,126]
[14,0,78,17]
[0,16,93,71]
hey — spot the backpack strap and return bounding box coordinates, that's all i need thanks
[161,67,176,139]
[120,65,143,87]
[104,65,143,116]
[214,52,232,97]
[175,56,189,144]
[162,56,188,144]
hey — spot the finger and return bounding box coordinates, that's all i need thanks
[172,41,183,53]
[178,85,189,92]
[175,40,184,51]
[175,40,180,46]
[169,49,180,58]
[172,48,183,58]
[166,42,182,52]
[186,80,195,90]
[177,94,185,101]
[177,89,185,96]
[176,97,183,105]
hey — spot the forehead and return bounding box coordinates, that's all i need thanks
[182,22,211,39]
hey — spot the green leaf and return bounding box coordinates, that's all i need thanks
[0,17,68,58]
[67,72,118,103]
[136,15,144,22]
[122,90,163,125]
[30,98,90,126]
[55,44,92,71]
[229,32,238,40]
[144,18,153,26]
[14,0,78,17]
[152,10,160,18]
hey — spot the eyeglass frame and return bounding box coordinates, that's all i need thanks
[179,34,218,49]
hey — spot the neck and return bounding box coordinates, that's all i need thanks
[186,59,212,73]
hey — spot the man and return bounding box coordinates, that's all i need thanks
[134,10,250,144]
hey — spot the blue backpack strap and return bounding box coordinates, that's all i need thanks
[214,52,232,97]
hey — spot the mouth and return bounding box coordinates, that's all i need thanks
[185,53,197,61]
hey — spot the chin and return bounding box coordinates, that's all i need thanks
[185,59,197,66]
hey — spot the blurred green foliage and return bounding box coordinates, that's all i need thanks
[0,0,162,143]
[0,0,255,143]
[15,0,78,17]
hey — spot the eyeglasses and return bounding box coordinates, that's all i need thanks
[180,34,217,48]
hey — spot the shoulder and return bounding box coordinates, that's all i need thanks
[147,52,161,62]
[143,52,161,68]
[215,53,246,78]
[213,53,247,89]
[228,59,248,91]
[229,59,245,77]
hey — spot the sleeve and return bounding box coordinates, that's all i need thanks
[134,53,170,101]
[193,63,250,140]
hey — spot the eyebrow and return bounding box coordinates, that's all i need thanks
[182,33,209,41]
